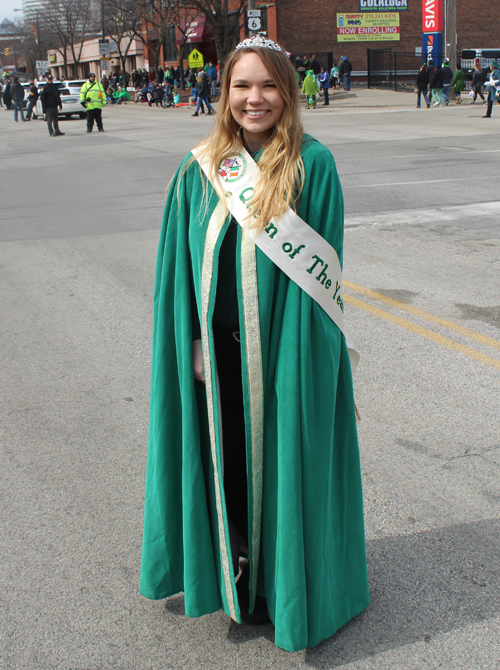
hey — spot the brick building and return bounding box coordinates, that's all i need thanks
[158,1,498,74]
[273,0,499,72]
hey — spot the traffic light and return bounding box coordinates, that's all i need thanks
[4,47,10,56]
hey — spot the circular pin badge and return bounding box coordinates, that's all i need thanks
[218,154,247,182]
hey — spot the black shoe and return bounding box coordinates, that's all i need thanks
[86,129,92,133]
[49,132,55,136]
[54,131,65,136]
[236,566,271,626]
[98,128,104,132]
[483,115,491,118]
[192,112,198,117]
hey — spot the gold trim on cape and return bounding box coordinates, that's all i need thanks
[200,201,237,621]
[240,230,265,610]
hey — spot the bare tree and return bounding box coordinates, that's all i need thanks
[163,4,206,90]
[130,0,171,80]
[104,0,142,83]
[40,0,94,79]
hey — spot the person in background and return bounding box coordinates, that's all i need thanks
[25,80,39,120]
[152,82,163,107]
[191,68,214,117]
[416,64,430,108]
[80,72,106,133]
[112,86,131,104]
[483,59,500,118]
[309,53,321,86]
[339,56,353,91]
[330,62,340,89]
[0,80,4,107]
[10,77,25,122]
[430,62,444,107]
[3,79,12,110]
[426,58,434,100]
[207,60,217,97]
[471,64,486,105]
[452,66,464,104]
[441,59,453,105]
[40,74,65,136]
[302,69,319,108]
[319,67,330,106]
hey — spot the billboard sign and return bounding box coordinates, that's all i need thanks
[337,13,400,41]
[422,32,443,62]
[360,0,407,9]
[422,0,443,32]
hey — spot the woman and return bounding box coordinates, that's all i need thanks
[471,63,486,105]
[430,62,444,107]
[452,66,465,104]
[416,63,430,108]
[140,35,369,653]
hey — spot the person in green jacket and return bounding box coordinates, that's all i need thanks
[140,35,368,653]
[452,67,465,104]
[301,69,319,108]
[80,72,106,133]
[112,86,131,104]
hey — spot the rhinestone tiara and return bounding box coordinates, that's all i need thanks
[236,35,283,52]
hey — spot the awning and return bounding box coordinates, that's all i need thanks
[176,16,213,44]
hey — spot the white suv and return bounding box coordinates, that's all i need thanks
[32,81,86,120]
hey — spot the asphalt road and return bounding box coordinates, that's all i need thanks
[1,93,499,670]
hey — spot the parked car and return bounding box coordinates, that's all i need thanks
[32,81,86,120]
[63,79,86,95]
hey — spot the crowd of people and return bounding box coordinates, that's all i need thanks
[293,54,353,109]
[416,57,500,117]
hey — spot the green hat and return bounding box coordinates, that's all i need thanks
[491,60,499,68]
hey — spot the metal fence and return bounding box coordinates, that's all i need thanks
[367,49,444,91]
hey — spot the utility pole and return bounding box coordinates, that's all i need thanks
[444,0,457,68]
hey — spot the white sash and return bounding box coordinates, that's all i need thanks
[192,145,359,374]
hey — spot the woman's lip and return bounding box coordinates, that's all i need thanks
[243,110,270,115]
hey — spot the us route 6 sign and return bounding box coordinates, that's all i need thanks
[248,17,261,31]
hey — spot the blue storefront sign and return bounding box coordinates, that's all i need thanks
[422,32,443,62]
[360,0,408,9]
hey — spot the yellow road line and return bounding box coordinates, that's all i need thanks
[344,280,500,353]
[344,295,500,371]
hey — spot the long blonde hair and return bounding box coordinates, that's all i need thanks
[188,46,305,232]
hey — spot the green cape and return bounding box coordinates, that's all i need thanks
[140,135,369,652]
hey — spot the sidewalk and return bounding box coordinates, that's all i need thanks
[116,87,423,115]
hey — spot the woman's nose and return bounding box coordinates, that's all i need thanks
[247,85,264,103]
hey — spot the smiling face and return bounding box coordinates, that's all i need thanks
[228,52,285,152]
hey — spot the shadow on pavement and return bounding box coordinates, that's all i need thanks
[304,518,500,667]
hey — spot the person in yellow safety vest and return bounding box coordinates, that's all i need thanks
[80,72,107,133]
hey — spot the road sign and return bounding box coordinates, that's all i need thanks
[99,40,117,55]
[36,60,49,70]
[100,59,109,70]
[247,9,262,31]
[248,17,262,31]
[188,48,204,68]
